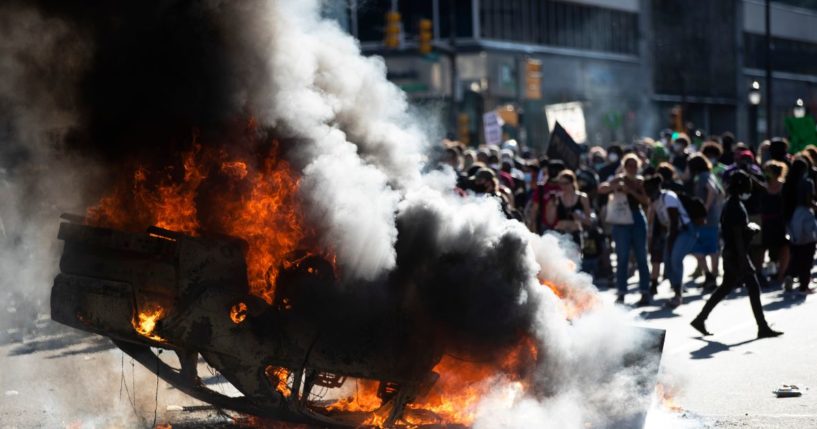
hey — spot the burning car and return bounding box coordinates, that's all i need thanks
[52,217,450,427]
[51,213,664,428]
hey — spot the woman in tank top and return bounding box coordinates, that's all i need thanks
[545,170,592,247]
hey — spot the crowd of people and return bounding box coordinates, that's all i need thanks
[442,130,817,337]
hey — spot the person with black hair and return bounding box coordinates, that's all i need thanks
[769,138,791,168]
[597,144,623,183]
[644,175,689,302]
[526,159,566,233]
[688,155,724,289]
[788,180,817,294]
[720,132,737,166]
[600,154,651,304]
[761,160,790,289]
[701,141,726,180]
[670,134,691,173]
[690,170,782,339]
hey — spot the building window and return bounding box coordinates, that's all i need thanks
[744,32,817,76]
[478,0,639,55]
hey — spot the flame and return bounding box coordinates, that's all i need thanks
[83,121,602,427]
[264,366,292,398]
[323,337,539,426]
[87,130,306,303]
[541,279,598,319]
[655,383,683,413]
[230,301,248,324]
[408,337,538,425]
[325,379,382,413]
[132,302,166,341]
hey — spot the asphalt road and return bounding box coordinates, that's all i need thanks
[617,257,817,429]
[2,255,816,429]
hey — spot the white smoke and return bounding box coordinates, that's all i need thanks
[0,5,167,428]
[235,1,668,427]
[0,3,96,337]
[232,0,428,281]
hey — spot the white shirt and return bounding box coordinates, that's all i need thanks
[652,190,690,227]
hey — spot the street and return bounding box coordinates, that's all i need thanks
[627,260,817,429]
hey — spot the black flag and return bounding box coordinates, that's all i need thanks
[546,121,582,170]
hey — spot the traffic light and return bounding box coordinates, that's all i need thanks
[524,59,542,100]
[418,19,432,55]
[457,113,471,145]
[384,11,401,49]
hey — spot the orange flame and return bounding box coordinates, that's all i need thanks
[132,302,166,342]
[230,302,248,324]
[656,383,683,413]
[264,366,292,398]
[325,379,383,413]
[541,279,598,319]
[408,337,538,425]
[323,337,539,426]
[83,123,597,427]
[87,136,306,303]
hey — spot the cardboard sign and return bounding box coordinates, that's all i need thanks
[546,121,582,170]
[483,111,504,147]
[545,102,587,144]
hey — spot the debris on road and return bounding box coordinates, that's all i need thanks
[773,385,803,397]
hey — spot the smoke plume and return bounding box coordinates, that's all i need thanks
[0,0,671,427]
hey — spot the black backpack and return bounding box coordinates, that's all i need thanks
[677,193,708,225]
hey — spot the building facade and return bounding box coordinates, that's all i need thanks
[331,0,817,151]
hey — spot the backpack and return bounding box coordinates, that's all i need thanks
[677,193,708,226]
[789,206,817,245]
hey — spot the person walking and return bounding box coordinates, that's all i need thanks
[599,154,651,305]
[690,171,783,339]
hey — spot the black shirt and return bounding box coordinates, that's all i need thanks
[720,196,751,253]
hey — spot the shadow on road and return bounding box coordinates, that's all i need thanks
[7,329,95,357]
[689,337,759,360]
[45,337,117,359]
[763,293,807,312]
[637,305,681,319]
[635,292,708,320]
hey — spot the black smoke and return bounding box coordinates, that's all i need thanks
[4,0,265,163]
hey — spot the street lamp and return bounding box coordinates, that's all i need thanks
[749,81,762,106]
[794,98,806,118]
[748,81,761,148]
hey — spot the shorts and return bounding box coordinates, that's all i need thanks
[692,225,719,255]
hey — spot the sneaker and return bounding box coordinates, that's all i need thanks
[702,272,717,290]
[690,266,703,280]
[615,294,625,304]
[636,294,652,307]
[665,295,682,309]
[757,326,783,339]
[690,317,712,336]
[796,286,814,295]
[784,277,794,292]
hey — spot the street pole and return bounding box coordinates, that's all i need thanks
[448,0,458,135]
[765,0,773,139]
[749,103,758,149]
